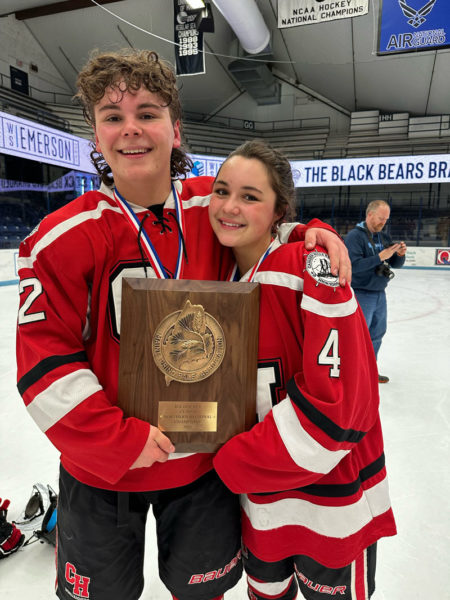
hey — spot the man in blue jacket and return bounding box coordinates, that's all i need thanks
[345,200,407,383]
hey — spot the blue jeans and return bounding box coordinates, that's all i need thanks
[354,289,387,360]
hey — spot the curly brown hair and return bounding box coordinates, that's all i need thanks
[75,49,192,185]
[221,140,295,231]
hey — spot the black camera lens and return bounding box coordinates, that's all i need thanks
[376,262,395,280]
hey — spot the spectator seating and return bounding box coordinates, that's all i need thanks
[0,85,70,132]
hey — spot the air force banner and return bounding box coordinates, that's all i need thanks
[378,0,449,54]
[278,0,368,28]
[174,0,205,76]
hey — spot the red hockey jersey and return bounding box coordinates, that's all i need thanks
[213,242,396,568]
[16,177,326,492]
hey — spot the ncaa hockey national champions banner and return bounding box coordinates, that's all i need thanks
[378,0,450,54]
[278,0,368,28]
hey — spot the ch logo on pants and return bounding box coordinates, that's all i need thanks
[65,562,91,599]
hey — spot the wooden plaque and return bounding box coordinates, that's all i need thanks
[118,278,260,452]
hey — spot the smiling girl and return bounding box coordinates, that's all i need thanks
[211,141,397,600]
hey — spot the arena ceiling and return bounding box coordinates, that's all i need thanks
[1,0,450,121]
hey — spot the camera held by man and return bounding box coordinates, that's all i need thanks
[376,241,406,279]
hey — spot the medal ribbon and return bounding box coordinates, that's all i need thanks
[113,183,185,279]
[227,238,276,283]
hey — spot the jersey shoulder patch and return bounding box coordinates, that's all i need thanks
[305,251,339,287]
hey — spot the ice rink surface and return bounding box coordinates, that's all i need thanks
[1,268,449,600]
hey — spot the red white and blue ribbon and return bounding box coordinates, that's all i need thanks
[227,238,276,283]
[113,183,185,279]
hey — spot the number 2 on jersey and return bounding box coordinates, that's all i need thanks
[18,278,46,324]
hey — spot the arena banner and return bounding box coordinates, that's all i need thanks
[378,0,449,54]
[188,154,225,178]
[404,247,450,268]
[0,172,99,194]
[290,154,450,186]
[173,0,205,76]
[277,0,369,28]
[0,110,96,174]
[187,153,450,187]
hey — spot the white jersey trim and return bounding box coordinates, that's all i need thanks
[168,452,195,460]
[272,397,349,474]
[181,193,212,208]
[241,476,392,539]
[98,182,114,199]
[27,369,102,432]
[253,270,304,291]
[276,222,297,243]
[247,575,294,596]
[17,200,122,271]
[301,292,358,318]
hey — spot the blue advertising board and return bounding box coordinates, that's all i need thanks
[378,0,449,54]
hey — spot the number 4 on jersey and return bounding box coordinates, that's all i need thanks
[318,329,340,377]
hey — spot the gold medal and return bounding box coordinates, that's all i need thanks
[152,299,226,386]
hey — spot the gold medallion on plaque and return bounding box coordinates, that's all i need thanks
[152,299,226,386]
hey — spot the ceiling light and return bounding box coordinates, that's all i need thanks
[195,2,214,33]
[186,0,206,9]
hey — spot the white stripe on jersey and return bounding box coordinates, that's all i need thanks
[17,201,122,271]
[181,193,212,208]
[111,265,156,334]
[276,222,297,243]
[241,476,392,539]
[301,291,358,317]
[253,270,304,291]
[272,397,349,474]
[168,452,195,460]
[27,369,102,432]
[247,575,294,596]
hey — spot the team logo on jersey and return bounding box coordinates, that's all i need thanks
[399,0,437,28]
[152,299,226,385]
[305,251,339,287]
